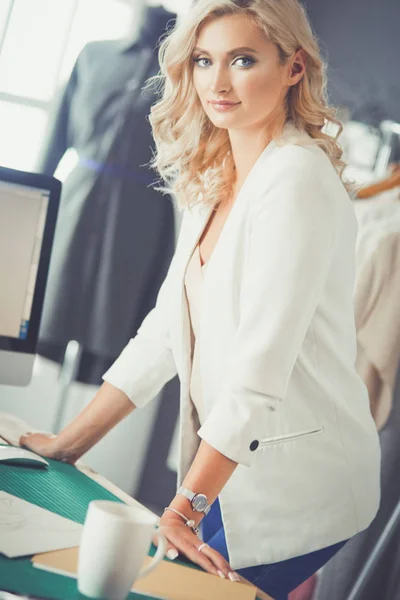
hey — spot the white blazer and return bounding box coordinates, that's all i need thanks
[103,124,381,570]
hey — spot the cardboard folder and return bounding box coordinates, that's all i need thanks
[33,546,257,600]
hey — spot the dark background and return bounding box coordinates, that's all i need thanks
[304,0,399,126]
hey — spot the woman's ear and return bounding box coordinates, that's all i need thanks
[288,48,306,86]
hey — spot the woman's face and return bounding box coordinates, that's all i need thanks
[192,14,301,132]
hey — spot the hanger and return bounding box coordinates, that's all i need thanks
[355,164,400,199]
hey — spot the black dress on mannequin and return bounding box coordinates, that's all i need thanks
[36,5,177,385]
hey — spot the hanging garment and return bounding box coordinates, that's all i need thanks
[353,197,400,430]
[36,6,177,384]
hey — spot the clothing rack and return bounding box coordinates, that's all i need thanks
[346,356,400,600]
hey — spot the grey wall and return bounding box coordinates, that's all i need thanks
[304,0,399,127]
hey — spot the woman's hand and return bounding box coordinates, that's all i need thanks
[19,382,136,465]
[19,432,76,464]
[153,511,240,581]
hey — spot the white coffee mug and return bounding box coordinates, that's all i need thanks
[77,500,167,600]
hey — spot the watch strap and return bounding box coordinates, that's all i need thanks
[177,486,195,502]
[177,486,211,514]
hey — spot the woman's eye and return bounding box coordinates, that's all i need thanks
[193,56,256,68]
[193,57,211,67]
[234,56,255,68]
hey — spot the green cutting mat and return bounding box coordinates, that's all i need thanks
[0,445,197,599]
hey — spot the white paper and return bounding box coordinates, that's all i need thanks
[0,491,82,558]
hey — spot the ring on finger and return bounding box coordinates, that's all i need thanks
[197,542,208,553]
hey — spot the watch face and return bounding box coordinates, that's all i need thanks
[193,494,208,511]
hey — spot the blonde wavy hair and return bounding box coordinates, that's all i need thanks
[146,0,350,211]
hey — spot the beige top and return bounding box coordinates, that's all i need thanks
[184,244,208,425]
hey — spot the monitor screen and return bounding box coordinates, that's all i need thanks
[0,180,49,341]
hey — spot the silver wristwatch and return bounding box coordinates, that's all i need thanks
[177,486,211,515]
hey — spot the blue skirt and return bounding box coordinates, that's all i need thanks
[201,497,349,600]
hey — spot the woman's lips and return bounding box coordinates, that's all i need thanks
[209,101,241,112]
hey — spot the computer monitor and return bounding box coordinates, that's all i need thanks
[0,166,61,386]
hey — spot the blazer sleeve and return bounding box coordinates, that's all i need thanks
[102,210,187,406]
[197,157,339,467]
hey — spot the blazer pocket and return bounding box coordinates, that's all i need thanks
[258,426,324,447]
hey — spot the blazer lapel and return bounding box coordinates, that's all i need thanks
[175,135,279,381]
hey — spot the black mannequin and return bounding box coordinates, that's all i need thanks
[36,2,177,385]
[118,0,150,50]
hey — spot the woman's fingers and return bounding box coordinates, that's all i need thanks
[152,531,179,561]
[177,537,221,576]
[199,544,240,581]
[158,526,230,578]
[156,526,218,575]
[19,432,76,463]
[19,433,55,453]
[166,547,179,560]
[154,519,241,581]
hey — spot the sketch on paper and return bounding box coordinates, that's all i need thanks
[0,495,26,531]
[0,491,82,558]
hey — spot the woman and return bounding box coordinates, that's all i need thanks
[21,1,381,598]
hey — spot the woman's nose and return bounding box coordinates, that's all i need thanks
[210,66,232,95]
